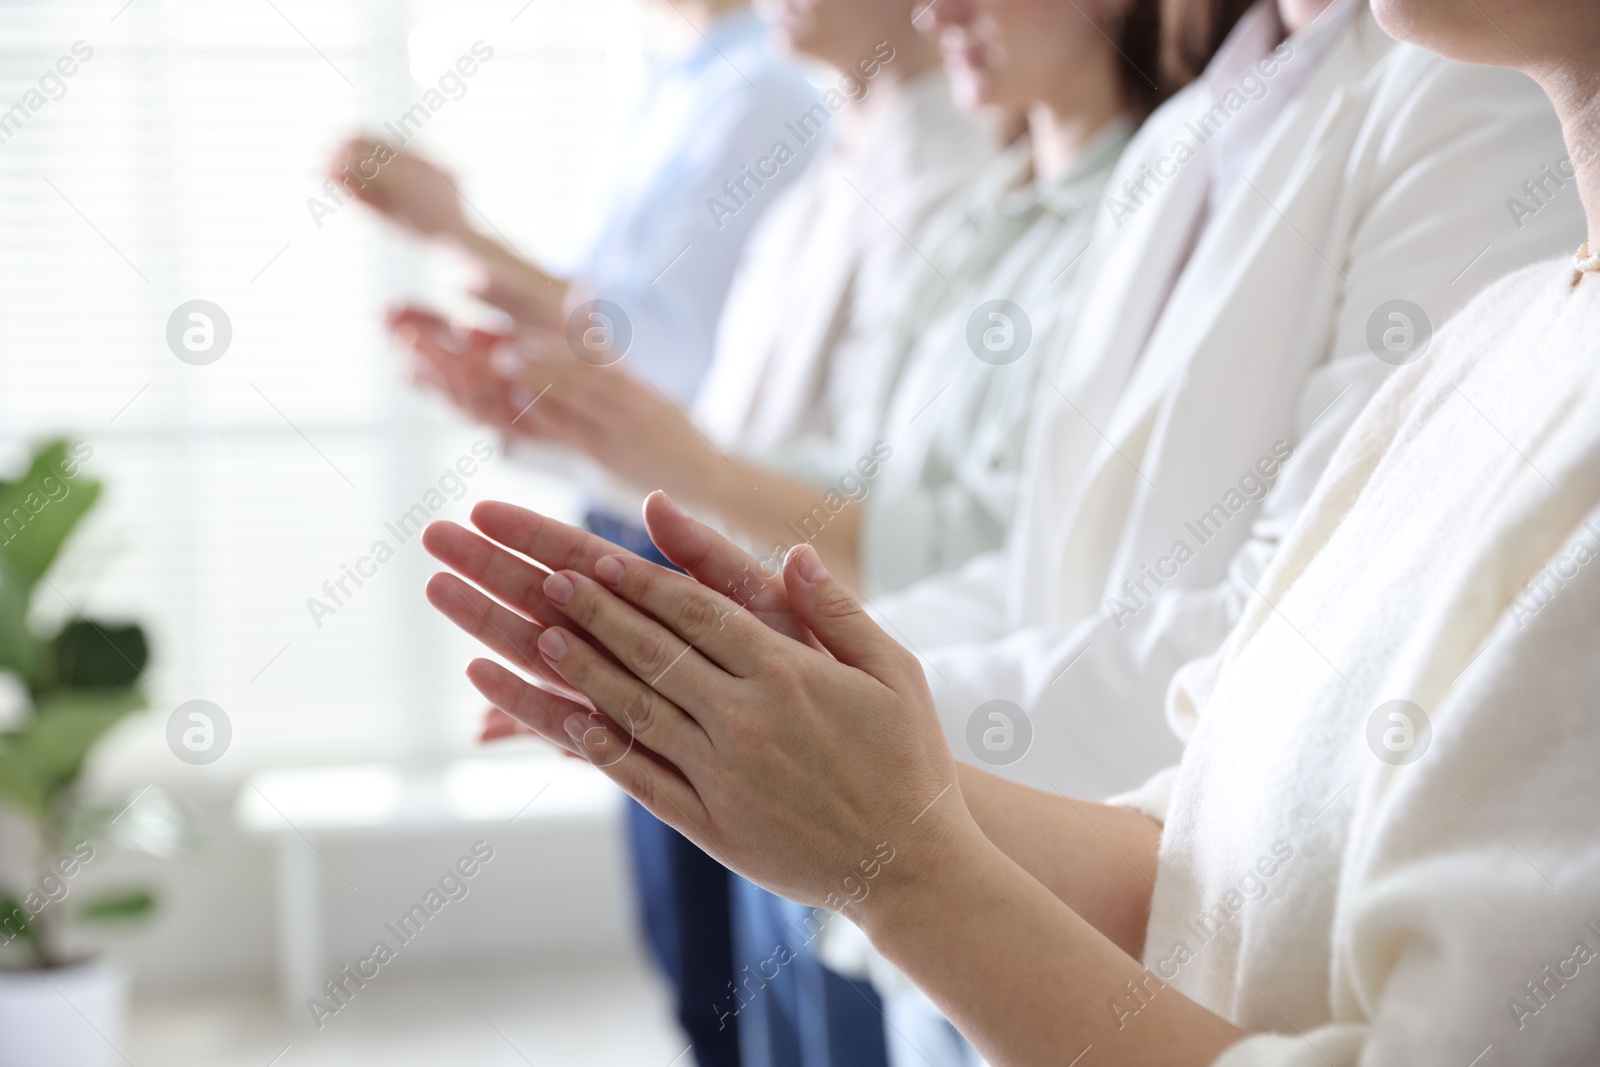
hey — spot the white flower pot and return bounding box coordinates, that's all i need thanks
[0,959,127,1067]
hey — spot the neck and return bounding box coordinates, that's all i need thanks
[1027,57,1128,184]
[1534,67,1600,251]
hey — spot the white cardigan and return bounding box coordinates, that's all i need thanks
[872,8,1585,800]
[695,70,996,454]
[1118,258,1600,1065]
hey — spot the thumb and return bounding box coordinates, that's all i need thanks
[782,544,909,684]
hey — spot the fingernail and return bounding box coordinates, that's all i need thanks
[793,544,829,584]
[544,571,575,605]
[595,555,625,586]
[539,628,569,662]
[563,714,589,752]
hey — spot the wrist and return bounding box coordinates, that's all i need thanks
[847,803,997,943]
[454,225,498,261]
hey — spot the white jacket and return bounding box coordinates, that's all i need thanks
[871,7,1586,798]
[1123,256,1600,1065]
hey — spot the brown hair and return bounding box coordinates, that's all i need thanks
[1160,0,1257,87]
[1113,0,1251,116]
[1115,0,1168,116]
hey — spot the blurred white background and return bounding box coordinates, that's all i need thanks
[0,0,701,1062]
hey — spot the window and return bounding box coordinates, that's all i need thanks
[0,0,661,769]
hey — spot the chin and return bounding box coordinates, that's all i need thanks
[1370,0,1438,44]
[1371,0,1525,66]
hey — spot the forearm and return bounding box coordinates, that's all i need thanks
[456,227,567,316]
[958,764,1160,958]
[857,819,1241,1067]
[687,455,866,588]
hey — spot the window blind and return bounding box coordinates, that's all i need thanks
[0,0,654,770]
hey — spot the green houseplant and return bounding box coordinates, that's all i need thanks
[0,439,158,971]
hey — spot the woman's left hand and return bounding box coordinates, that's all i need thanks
[427,503,974,915]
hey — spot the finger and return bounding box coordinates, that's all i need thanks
[588,552,775,678]
[478,706,586,761]
[643,491,790,617]
[465,659,590,758]
[782,544,917,686]
[541,571,733,726]
[528,622,710,769]
[423,520,573,632]
[476,652,716,844]
[467,327,510,350]
[469,501,629,579]
[479,706,531,742]
[408,322,486,367]
[425,572,590,703]
[387,304,447,333]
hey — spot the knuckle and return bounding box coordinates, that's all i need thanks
[626,629,673,679]
[814,587,861,622]
[673,592,719,642]
[616,686,657,737]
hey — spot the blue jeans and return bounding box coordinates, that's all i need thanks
[730,880,889,1067]
[624,799,742,1067]
[588,511,742,1067]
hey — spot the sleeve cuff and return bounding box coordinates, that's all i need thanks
[1105,764,1181,824]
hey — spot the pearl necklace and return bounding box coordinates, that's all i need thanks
[1576,242,1600,286]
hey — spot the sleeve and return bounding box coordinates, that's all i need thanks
[1105,764,1181,824]
[863,548,1014,654]
[857,461,1016,597]
[1214,506,1600,1067]
[901,55,1586,802]
[582,63,823,404]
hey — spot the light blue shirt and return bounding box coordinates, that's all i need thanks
[574,10,823,403]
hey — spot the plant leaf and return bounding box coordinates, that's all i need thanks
[0,744,47,818]
[0,440,101,594]
[78,888,155,924]
[0,558,34,680]
[38,620,149,691]
[0,891,37,960]
[7,689,145,802]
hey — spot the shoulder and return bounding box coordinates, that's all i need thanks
[1389,256,1575,390]
[1359,41,1557,150]
[1430,256,1579,361]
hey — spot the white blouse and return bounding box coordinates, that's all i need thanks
[1121,259,1600,1066]
[758,124,1131,594]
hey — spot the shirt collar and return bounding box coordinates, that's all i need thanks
[676,8,767,75]
[1204,0,1362,97]
[1199,0,1365,214]
[993,118,1135,219]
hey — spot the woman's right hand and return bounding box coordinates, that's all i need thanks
[425,492,818,756]
[328,136,468,239]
